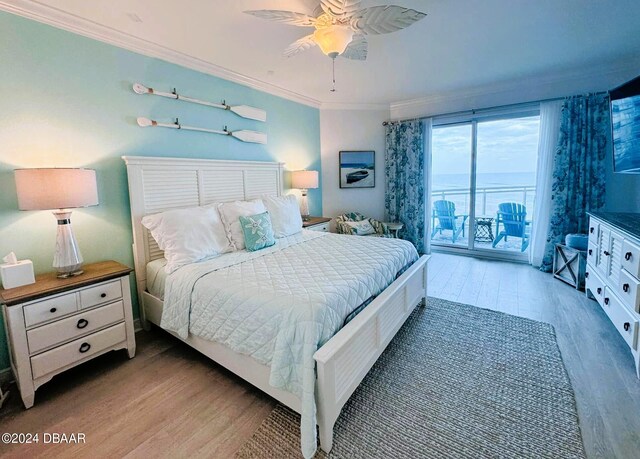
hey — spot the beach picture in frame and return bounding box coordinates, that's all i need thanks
[339,151,375,188]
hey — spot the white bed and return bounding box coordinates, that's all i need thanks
[123,156,429,456]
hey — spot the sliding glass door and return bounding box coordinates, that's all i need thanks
[430,110,540,260]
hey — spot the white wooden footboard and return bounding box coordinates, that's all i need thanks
[314,254,429,451]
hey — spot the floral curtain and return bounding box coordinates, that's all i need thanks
[385,119,427,253]
[540,93,609,271]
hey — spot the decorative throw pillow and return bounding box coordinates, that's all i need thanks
[217,199,267,250]
[344,220,376,236]
[141,204,231,274]
[239,211,276,252]
[261,194,303,238]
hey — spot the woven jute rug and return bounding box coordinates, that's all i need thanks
[236,297,585,459]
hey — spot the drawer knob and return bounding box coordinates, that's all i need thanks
[585,272,589,278]
[597,287,602,295]
[49,307,57,313]
[603,250,610,256]
[100,293,107,298]
[79,342,91,353]
[625,252,633,261]
[623,283,630,293]
[77,318,89,329]
[604,298,610,305]
[590,227,594,234]
[624,322,631,332]
[588,249,592,255]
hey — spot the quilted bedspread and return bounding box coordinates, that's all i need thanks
[161,230,418,458]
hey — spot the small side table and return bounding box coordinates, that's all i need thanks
[553,244,587,290]
[474,217,494,242]
[385,222,404,238]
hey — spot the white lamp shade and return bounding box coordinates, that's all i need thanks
[291,170,319,190]
[15,168,99,210]
[313,25,354,57]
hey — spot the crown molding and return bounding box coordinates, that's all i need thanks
[0,0,322,109]
[320,102,390,111]
[390,57,640,119]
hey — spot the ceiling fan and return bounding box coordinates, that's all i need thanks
[245,0,426,91]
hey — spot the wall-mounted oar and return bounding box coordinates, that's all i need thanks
[136,117,267,144]
[133,83,267,122]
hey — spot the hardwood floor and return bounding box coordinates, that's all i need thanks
[0,252,638,458]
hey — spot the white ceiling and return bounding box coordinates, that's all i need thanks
[5,0,640,107]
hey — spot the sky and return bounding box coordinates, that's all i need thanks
[432,116,540,177]
[340,151,374,165]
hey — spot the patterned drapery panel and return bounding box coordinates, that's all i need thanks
[385,119,426,253]
[540,93,609,271]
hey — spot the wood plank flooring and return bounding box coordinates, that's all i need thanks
[1,252,638,458]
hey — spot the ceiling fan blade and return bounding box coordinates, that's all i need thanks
[340,34,367,61]
[244,10,316,27]
[320,0,362,19]
[284,34,317,57]
[350,5,426,35]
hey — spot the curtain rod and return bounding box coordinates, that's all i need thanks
[381,92,607,126]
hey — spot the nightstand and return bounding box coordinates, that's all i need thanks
[385,222,404,238]
[0,261,136,408]
[303,216,332,232]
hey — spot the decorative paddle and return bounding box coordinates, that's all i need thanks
[136,117,267,144]
[133,83,267,122]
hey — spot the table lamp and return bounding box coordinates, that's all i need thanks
[14,168,99,278]
[291,170,318,220]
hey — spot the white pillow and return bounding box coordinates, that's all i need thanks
[261,194,303,238]
[345,220,376,236]
[217,199,267,250]
[141,205,231,274]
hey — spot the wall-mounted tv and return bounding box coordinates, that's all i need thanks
[610,75,640,173]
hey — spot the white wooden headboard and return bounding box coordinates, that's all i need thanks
[122,156,285,299]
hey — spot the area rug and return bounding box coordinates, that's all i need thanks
[236,297,585,459]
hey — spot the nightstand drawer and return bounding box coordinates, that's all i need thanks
[30,322,127,380]
[79,280,122,309]
[308,223,329,232]
[27,301,125,354]
[24,293,78,328]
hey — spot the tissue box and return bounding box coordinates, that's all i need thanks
[1,260,36,289]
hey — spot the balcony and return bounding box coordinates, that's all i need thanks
[430,184,536,252]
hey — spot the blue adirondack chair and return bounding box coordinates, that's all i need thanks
[431,200,468,243]
[493,202,531,252]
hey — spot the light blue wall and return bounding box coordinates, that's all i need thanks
[0,12,321,370]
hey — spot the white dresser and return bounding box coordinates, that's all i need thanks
[1,261,136,408]
[585,212,640,378]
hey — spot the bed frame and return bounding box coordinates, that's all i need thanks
[122,155,429,452]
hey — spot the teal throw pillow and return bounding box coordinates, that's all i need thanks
[239,211,276,252]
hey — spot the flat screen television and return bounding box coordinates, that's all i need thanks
[610,75,640,173]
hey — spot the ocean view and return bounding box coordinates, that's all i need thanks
[433,172,536,190]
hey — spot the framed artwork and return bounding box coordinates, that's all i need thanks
[339,151,375,188]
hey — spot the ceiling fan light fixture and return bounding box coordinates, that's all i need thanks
[313,25,354,58]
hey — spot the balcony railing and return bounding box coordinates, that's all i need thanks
[431,184,536,218]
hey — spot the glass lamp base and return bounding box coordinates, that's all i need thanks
[52,210,84,279]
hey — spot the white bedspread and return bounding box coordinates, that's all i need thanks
[161,230,419,458]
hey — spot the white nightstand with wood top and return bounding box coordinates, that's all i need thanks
[0,260,136,408]
[303,216,332,232]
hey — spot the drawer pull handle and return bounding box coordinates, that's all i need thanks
[603,250,610,256]
[79,342,91,353]
[585,272,589,278]
[625,252,633,261]
[100,293,107,298]
[590,227,594,234]
[50,307,57,313]
[588,249,592,255]
[624,322,631,332]
[623,283,630,293]
[597,287,602,295]
[604,298,610,305]
[77,318,89,329]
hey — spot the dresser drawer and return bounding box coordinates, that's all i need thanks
[618,269,640,313]
[586,267,606,306]
[24,293,78,328]
[588,219,599,245]
[621,239,640,279]
[27,301,125,355]
[30,322,127,380]
[79,280,122,310]
[602,289,638,350]
[587,243,598,266]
